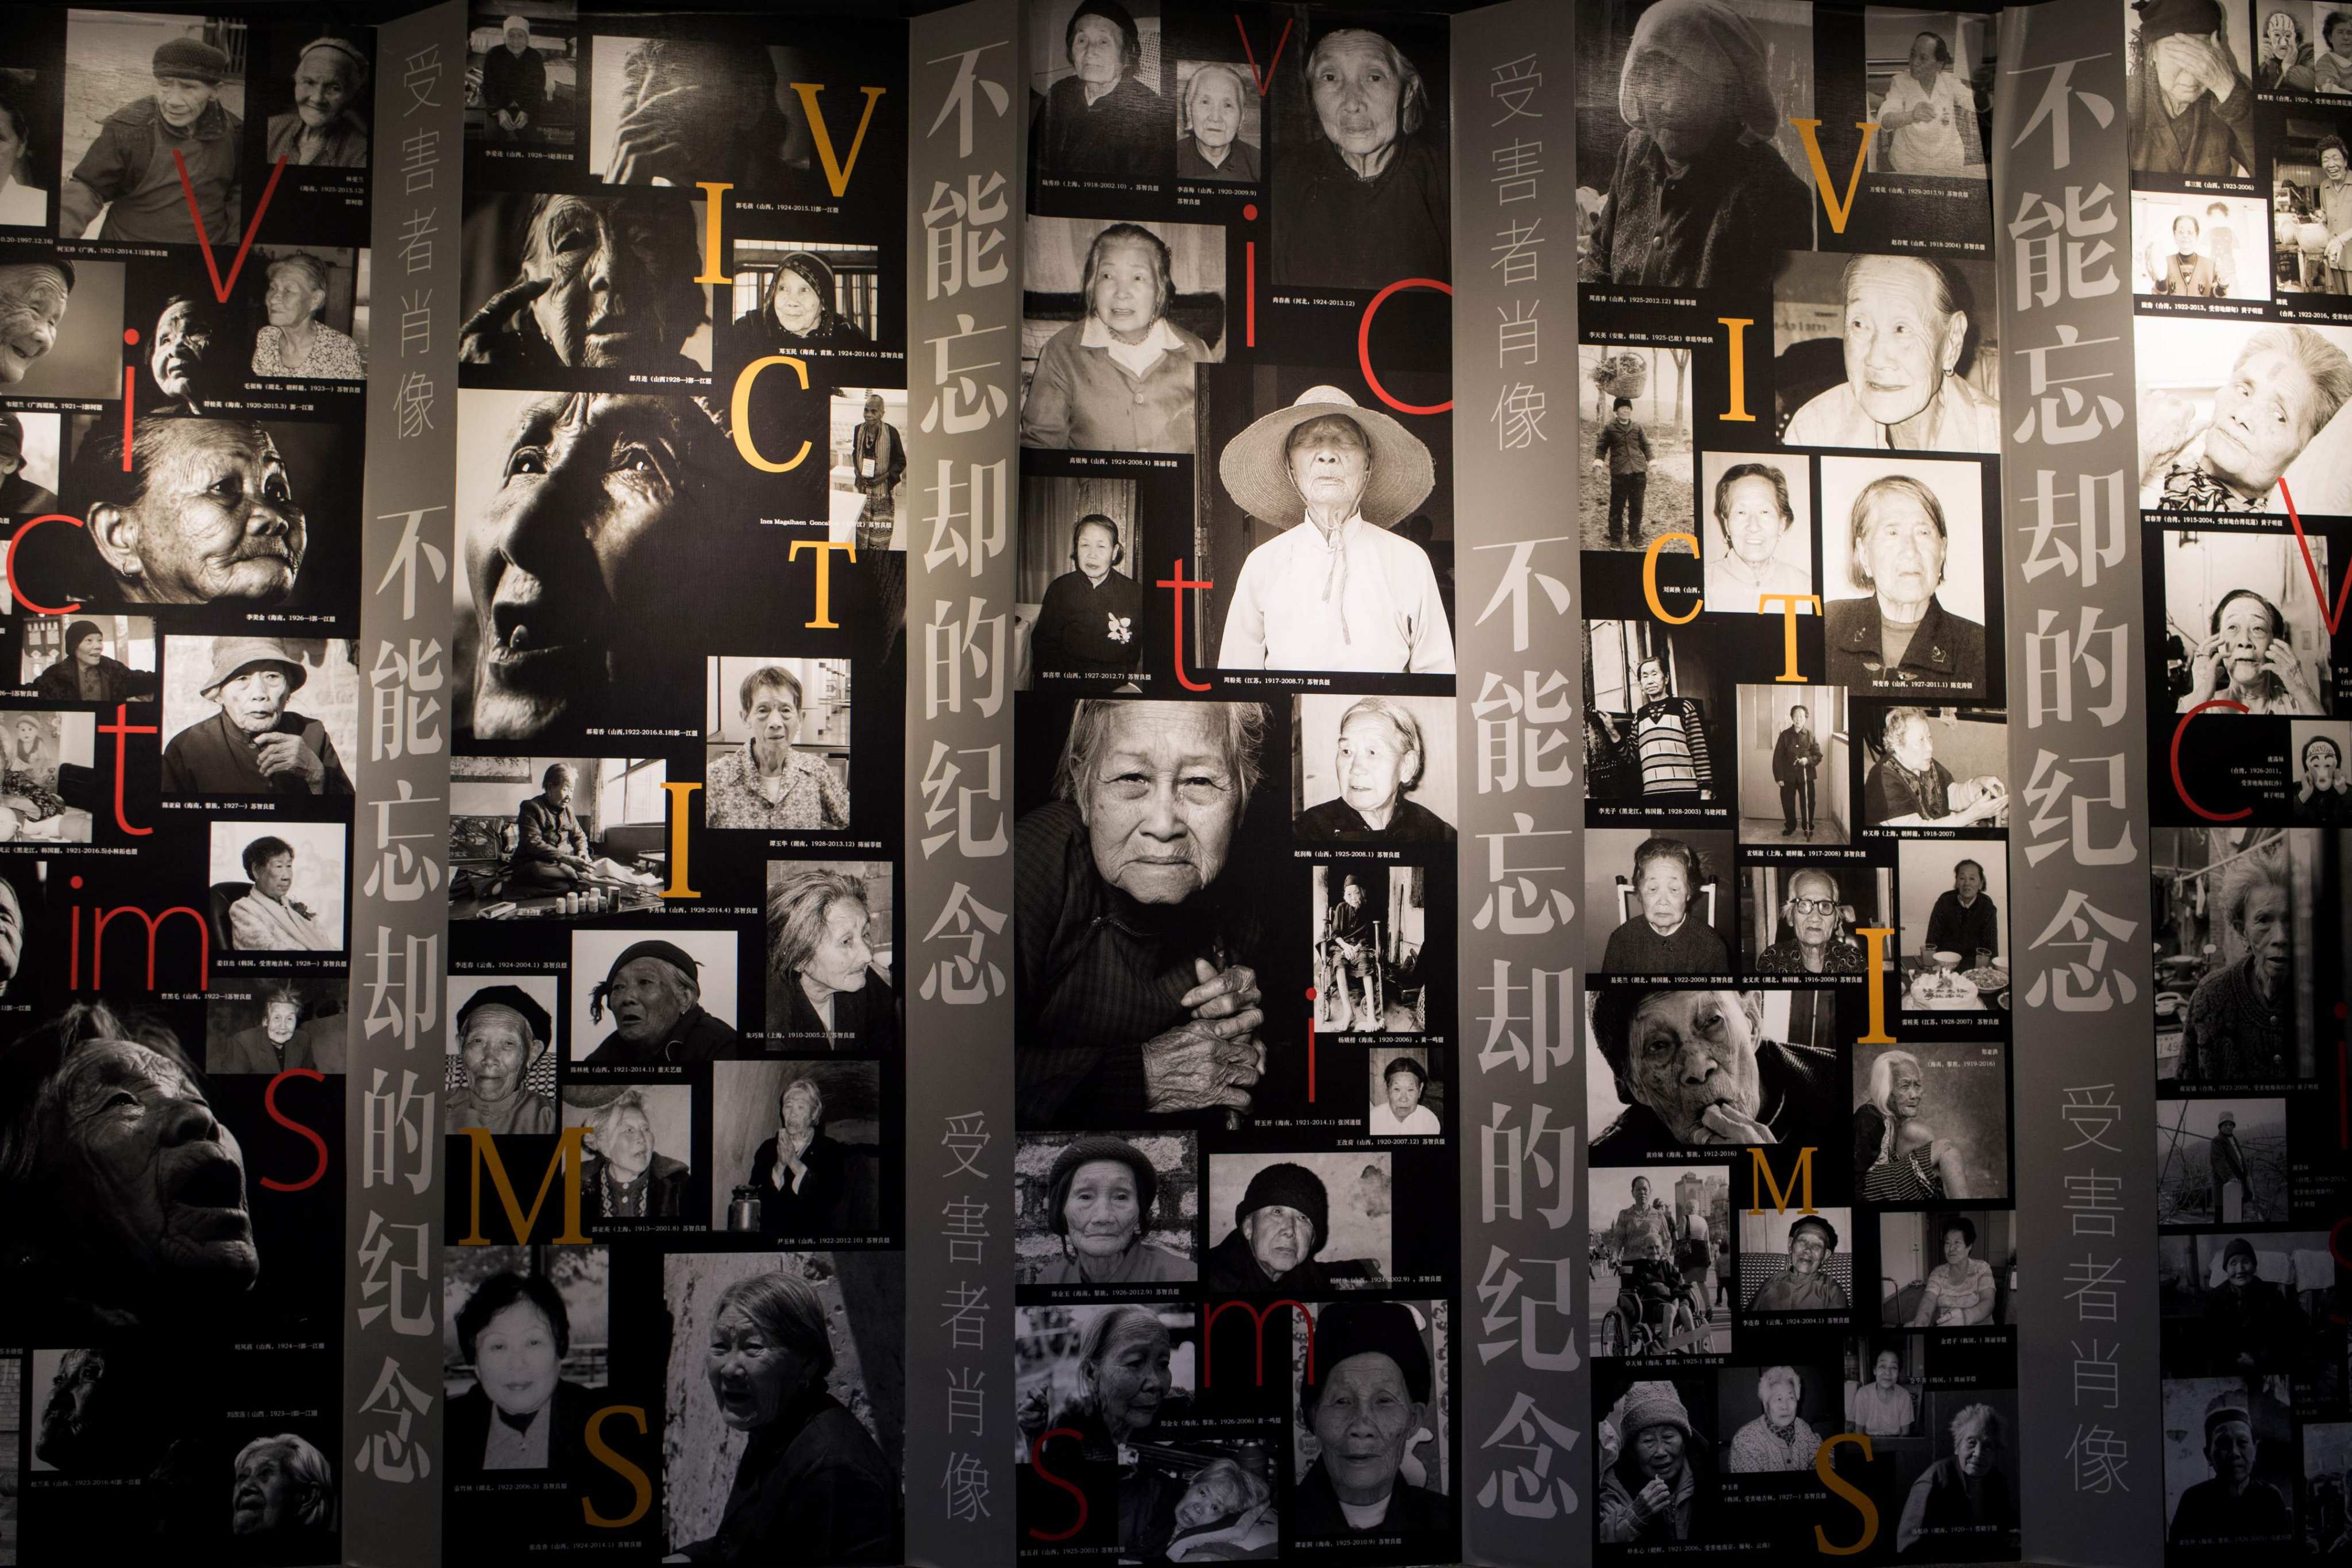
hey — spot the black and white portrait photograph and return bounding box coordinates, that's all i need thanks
[0,255,117,400]
[465,7,576,149]
[569,928,741,1065]
[59,12,244,244]
[1818,453,1992,696]
[1880,1209,2013,1326]
[2161,1376,2298,1550]
[1015,1302,1198,1468]
[1735,685,1850,845]
[1894,1389,2019,1557]
[2136,317,2352,513]
[442,976,559,1136]
[661,1252,899,1563]
[447,756,668,918]
[1,408,63,518]
[1584,827,1736,977]
[723,241,882,370]
[560,1083,693,1220]
[2127,0,2255,180]
[1864,11,1988,179]
[1018,476,1142,683]
[1288,1299,1455,1544]
[586,36,900,196]
[1173,58,1258,183]
[1717,1362,1839,1473]
[0,711,91,843]
[2157,1097,2290,1223]
[1589,1165,1731,1357]
[17,612,154,701]
[1740,859,1888,976]
[1015,1131,1197,1286]
[257,27,372,171]
[246,245,368,380]
[205,972,348,1075]
[226,1424,339,1559]
[1595,1372,1714,1546]
[2301,1423,2352,1555]
[122,258,245,415]
[207,820,345,952]
[1578,342,1693,552]
[764,859,895,1052]
[1308,863,1434,1033]
[1699,451,1814,613]
[1028,0,1173,187]
[1859,702,2010,828]
[1776,252,1999,453]
[456,191,712,377]
[1269,18,1450,291]
[2254,7,2324,94]
[1586,985,1847,1160]
[1576,0,1814,291]
[1292,692,1457,845]
[0,67,55,229]
[1737,1207,1854,1316]
[1897,840,2009,1003]
[710,1060,882,1238]
[1207,1151,1391,1293]
[705,655,852,831]
[2291,719,2352,821]
[825,387,908,551]
[2153,828,2325,1084]
[161,636,356,797]
[1122,1439,1279,1561]
[1019,215,1223,454]
[1365,1046,1443,1136]
[439,1245,609,1481]
[2158,1229,2334,1377]
[2159,528,2334,715]
[2132,191,2273,300]
[1583,620,1732,808]
[1853,1041,2009,1203]
[2273,113,2352,296]
[1844,1334,1927,1438]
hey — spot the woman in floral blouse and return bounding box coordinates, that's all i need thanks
[251,253,366,379]
[706,665,850,829]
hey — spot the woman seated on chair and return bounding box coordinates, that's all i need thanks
[507,762,659,897]
[229,835,334,951]
[1322,874,1381,1028]
[1601,836,1728,974]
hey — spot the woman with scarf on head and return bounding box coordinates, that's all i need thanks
[734,250,871,353]
[1600,1380,1710,1544]
[1274,27,1448,290]
[1035,1136,1193,1285]
[32,619,152,703]
[1021,220,1212,453]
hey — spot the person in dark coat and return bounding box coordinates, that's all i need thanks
[583,940,741,1064]
[1030,513,1141,675]
[1599,1378,1712,1544]
[2128,0,2255,180]
[578,1088,690,1219]
[479,16,548,143]
[1771,705,1823,837]
[2166,1395,2293,1550]
[1205,1161,1335,1292]
[0,410,59,517]
[60,37,241,244]
[1030,0,1169,182]
[444,1270,604,1481]
[2202,1235,2302,1374]
[675,1272,894,1563]
[1274,28,1448,290]
[1896,1403,2017,1555]
[848,393,905,554]
[1589,985,1842,1160]
[765,864,899,1054]
[1921,858,1998,960]
[32,618,154,704]
[1292,1299,1456,1543]
[745,1076,851,1236]
[160,637,349,795]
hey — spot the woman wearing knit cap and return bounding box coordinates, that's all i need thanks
[32,618,152,704]
[584,939,740,1064]
[2129,0,2256,177]
[1036,1136,1192,1284]
[1206,1160,1333,1292]
[735,250,873,353]
[1293,1299,1454,1540]
[1031,0,1169,183]
[1599,1379,1710,1544]
[443,984,557,1136]
[61,36,242,244]
[266,36,370,168]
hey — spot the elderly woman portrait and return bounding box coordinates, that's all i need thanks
[2178,589,2326,715]
[601,38,806,192]
[163,638,350,796]
[213,987,319,1075]
[2202,1235,2303,1374]
[1704,461,1809,613]
[0,258,71,384]
[2297,734,2351,822]
[458,193,708,376]
[1729,1366,1821,1472]
[1603,836,1729,974]
[1897,1403,2016,1554]
[1593,655,1716,802]
[1014,700,1270,1123]
[1177,62,1256,182]
[230,834,334,951]
[1217,386,1452,673]
[585,939,740,1065]
[447,1271,600,1479]
[1599,1379,1709,1545]
[743,1077,850,1235]
[66,417,308,607]
[443,985,556,1136]
[1589,986,1843,1161]
[0,72,45,227]
[1755,866,1868,974]
[252,253,364,379]
[266,36,370,168]
[231,1432,337,1555]
[1852,1347,1916,1436]
[34,619,154,704]
[2145,326,2352,512]
[1032,0,1167,182]
[508,763,661,894]
[1785,257,1999,453]
[1748,1212,1849,1312]
[1293,1299,1454,1539]
[1910,1214,1996,1326]
[580,1088,689,1218]
[2258,10,2317,91]
[734,251,871,353]
[1855,1050,1971,1202]
[60,38,241,245]
[1864,706,2006,826]
[1018,1304,1192,1466]
[1032,513,1141,674]
[2155,214,2221,296]
[1882,31,1982,176]
[1163,1457,1276,1561]
[2180,844,2293,1083]
[667,1272,894,1563]
[2128,0,2254,177]
[1206,1160,1333,1292]
[0,410,56,515]
[1021,222,1213,454]
[1295,696,1454,844]
[1588,0,1809,288]
[766,866,895,1051]
[478,16,548,142]
[0,1003,257,1338]
[143,292,223,415]
[1275,27,1447,290]
[2168,1394,2295,1547]
[1037,1134,1193,1284]
[707,666,851,830]
[1370,1055,1439,1136]
[1824,474,1987,692]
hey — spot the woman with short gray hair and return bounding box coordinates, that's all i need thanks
[1294,696,1455,844]
[1728,1365,1820,1472]
[253,252,365,379]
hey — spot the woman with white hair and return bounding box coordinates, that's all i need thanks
[1728,1366,1821,1472]
[253,252,364,379]
[579,1087,689,1218]
[265,36,370,168]
[1275,28,1447,288]
[231,1431,338,1552]
[764,866,897,1052]
[2144,323,2352,511]
[1176,62,1256,181]
[2177,588,2326,715]
[746,1076,850,1237]
[1853,1049,1971,1202]
[2180,841,2293,1083]
[1823,474,1987,693]
[1295,696,1455,843]
[1589,0,1810,287]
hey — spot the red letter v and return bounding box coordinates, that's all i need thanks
[2284,480,2352,635]
[1234,14,1295,95]
[174,151,288,302]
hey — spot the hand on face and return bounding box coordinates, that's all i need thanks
[475,1299,561,1418]
[1627,991,1766,1143]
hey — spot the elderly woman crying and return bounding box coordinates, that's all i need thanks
[1022,221,1214,453]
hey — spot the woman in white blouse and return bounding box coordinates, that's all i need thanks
[1881,32,1982,176]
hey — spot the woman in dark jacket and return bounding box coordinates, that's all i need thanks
[732,251,872,353]
[1031,0,1168,181]
[444,1271,603,1482]
[746,1077,852,1236]
[764,866,899,1053]
[32,620,153,702]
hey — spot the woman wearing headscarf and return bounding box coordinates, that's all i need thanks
[1034,1136,1194,1285]
[2177,589,2326,715]
[33,620,152,702]
[1274,28,1447,289]
[1016,1305,1190,1463]
[2142,324,2352,513]
[1176,62,1256,182]
[1031,0,1168,181]
[733,250,872,353]
[1589,0,1810,288]
[1853,1049,1971,1203]
[1021,221,1212,453]
[442,985,557,1136]
[265,36,370,168]
[746,1077,851,1237]
[1599,1380,1710,1544]
[252,253,365,379]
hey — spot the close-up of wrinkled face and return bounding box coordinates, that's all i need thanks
[263,1001,299,1045]
[1841,258,1962,429]
[265,267,325,330]
[1313,1350,1419,1497]
[2235,879,2291,995]
[1955,1419,1999,1477]
[1942,1226,1972,1267]
[2224,1247,2257,1286]
[1888,1059,1925,1119]
[1245,1203,1314,1278]
[461,1011,536,1104]
[252,851,296,901]
[1763,1376,1799,1426]
[779,1082,820,1135]
[231,1442,312,1535]
[1073,520,1117,579]
[1787,872,1840,949]
[293,49,357,128]
[1336,710,1410,818]
[151,299,213,399]
[1084,1315,1172,1434]
[217,667,292,734]
[600,1104,653,1179]
[769,267,824,336]
[1624,989,1765,1142]
[0,264,69,385]
[1853,485,1948,612]
[520,196,701,368]
[801,898,873,994]
[1720,473,1789,566]
[1785,1224,1829,1275]
[1874,1350,1902,1387]
[2214,594,2280,689]
[1187,67,1241,151]
[1385,1068,1422,1120]
[2207,346,2325,494]
[1069,14,1125,86]
[1063,1158,1141,1257]
[99,423,307,605]
[1173,1470,1246,1529]
[1088,238,1163,342]
[1310,34,1405,161]
[1636,853,1690,930]
[1954,862,1984,901]
[1287,413,1372,517]
[1622,43,1737,168]
[1079,702,1242,903]
[1632,1420,1686,1477]
[1636,658,1668,702]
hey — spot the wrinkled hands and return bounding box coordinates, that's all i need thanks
[1140,959,1265,1114]
[252,731,325,789]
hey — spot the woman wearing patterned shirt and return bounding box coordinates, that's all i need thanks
[251,253,365,379]
[1855,1049,1971,1202]
[705,665,851,830]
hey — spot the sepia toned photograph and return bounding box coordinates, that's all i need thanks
[1735,685,1850,845]
[1776,252,1999,453]
[442,976,559,1136]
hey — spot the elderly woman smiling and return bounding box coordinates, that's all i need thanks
[1030,0,1168,181]
[265,36,370,168]
[1910,1215,1996,1326]
[1276,28,1447,289]
[2145,324,2352,511]
[1703,462,1810,613]
[1603,836,1729,975]
[1824,474,1987,693]
[1855,1049,1971,1202]
[252,253,365,379]
[765,866,896,1051]
[1785,256,1999,452]
[442,984,556,1136]
[1295,696,1454,844]
[708,665,852,829]
[2178,589,2325,715]
[230,834,334,951]
[1177,63,1257,182]
[1021,222,1212,454]
[1037,1135,1192,1284]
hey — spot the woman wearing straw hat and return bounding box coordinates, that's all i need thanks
[1215,386,1453,673]
[161,636,350,795]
